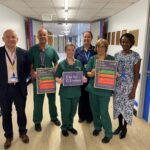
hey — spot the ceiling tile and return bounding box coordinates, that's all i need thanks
[25,1,53,7]
[2,0,28,8]
[52,0,64,8]
[80,2,106,9]
[69,0,81,8]
[105,2,131,8]
[32,7,55,14]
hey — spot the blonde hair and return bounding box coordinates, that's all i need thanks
[65,43,75,51]
[96,38,109,51]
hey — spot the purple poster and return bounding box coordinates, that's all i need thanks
[94,60,117,90]
[63,71,83,86]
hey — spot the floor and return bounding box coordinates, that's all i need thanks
[0,53,150,150]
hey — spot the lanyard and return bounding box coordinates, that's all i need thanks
[5,50,16,71]
[84,51,90,61]
[40,51,45,67]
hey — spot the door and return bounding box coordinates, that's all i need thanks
[143,54,150,121]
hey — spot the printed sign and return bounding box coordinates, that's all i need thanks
[63,71,83,86]
[36,68,56,94]
[94,60,117,90]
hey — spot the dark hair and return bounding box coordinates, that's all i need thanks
[83,31,93,39]
[120,33,135,47]
[65,43,75,51]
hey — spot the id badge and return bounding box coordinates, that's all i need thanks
[10,77,17,82]
[10,74,17,82]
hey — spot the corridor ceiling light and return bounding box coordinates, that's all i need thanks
[65,11,68,21]
[42,14,52,21]
[65,0,68,11]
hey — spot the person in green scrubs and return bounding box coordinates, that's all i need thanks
[29,28,61,132]
[55,43,87,137]
[86,39,115,143]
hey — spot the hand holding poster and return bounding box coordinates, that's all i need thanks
[94,60,117,90]
[36,68,56,94]
[63,71,83,86]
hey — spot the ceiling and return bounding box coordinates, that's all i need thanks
[0,0,140,22]
[0,0,140,36]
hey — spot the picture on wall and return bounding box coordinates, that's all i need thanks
[111,32,115,45]
[116,31,120,45]
[107,32,111,45]
[122,29,127,35]
[128,29,139,46]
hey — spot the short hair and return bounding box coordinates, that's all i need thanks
[65,43,75,51]
[120,33,135,47]
[96,38,109,51]
[83,31,93,39]
[3,29,17,38]
[37,27,48,37]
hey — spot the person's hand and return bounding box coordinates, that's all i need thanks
[91,69,96,77]
[56,78,63,84]
[31,70,37,79]
[128,89,136,100]
[83,76,87,83]
[116,72,120,77]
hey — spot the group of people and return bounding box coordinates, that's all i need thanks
[0,28,141,149]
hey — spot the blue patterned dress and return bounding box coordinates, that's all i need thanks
[113,50,141,125]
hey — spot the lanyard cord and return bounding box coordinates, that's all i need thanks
[5,50,16,66]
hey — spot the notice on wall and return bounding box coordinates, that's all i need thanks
[63,71,83,86]
[94,60,117,90]
[36,68,56,94]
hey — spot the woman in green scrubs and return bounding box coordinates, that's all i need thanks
[55,43,87,137]
[86,39,114,143]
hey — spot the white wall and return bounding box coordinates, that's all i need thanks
[106,0,149,116]
[91,21,100,45]
[0,4,26,49]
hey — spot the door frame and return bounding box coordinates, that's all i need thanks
[138,0,150,118]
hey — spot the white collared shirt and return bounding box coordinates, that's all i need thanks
[5,46,18,83]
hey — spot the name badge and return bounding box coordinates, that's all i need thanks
[121,72,126,78]
[10,74,18,83]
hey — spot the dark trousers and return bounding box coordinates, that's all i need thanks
[60,96,79,130]
[78,83,93,121]
[0,84,27,138]
[89,94,112,138]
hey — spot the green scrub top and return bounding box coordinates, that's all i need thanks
[29,44,59,70]
[55,59,84,98]
[86,55,115,97]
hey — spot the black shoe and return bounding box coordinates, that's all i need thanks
[119,128,127,139]
[113,126,123,135]
[68,128,78,135]
[4,137,13,149]
[19,134,29,143]
[102,137,111,143]
[78,118,85,123]
[93,129,101,136]
[35,124,42,132]
[62,130,69,137]
[51,118,61,126]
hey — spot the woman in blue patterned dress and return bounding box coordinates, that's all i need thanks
[113,33,141,139]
